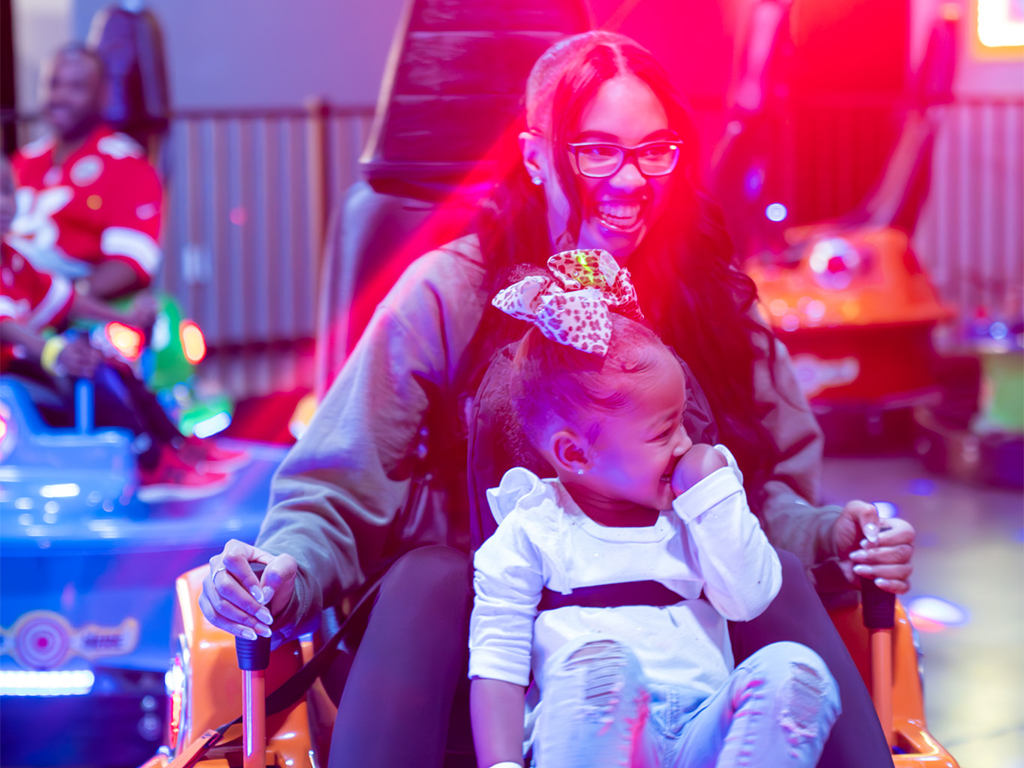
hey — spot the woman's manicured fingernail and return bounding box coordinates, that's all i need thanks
[864,522,880,543]
[850,550,865,561]
[261,587,275,604]
[242,628,257,641]
[256,608,273,625]
[249,586,264,603]
[256,624,272,638]
[853,564,871,575]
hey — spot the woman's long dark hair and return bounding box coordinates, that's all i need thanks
[475,35,781,508]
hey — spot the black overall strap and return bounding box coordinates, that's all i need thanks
[538,581,686,611]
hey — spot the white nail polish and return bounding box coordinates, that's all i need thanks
[864,522,880,543]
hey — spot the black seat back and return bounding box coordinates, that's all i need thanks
[315,0,589,393]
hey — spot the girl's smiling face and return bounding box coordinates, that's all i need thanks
[560,351,693,525]
[569,75,676,263]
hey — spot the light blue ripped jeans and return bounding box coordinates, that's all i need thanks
[532,639,841,768]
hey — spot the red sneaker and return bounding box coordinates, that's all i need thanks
[176,436,250,472]
[138,448,231,503]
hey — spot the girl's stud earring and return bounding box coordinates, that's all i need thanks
[577,468,585,475]
[531,176,543,186]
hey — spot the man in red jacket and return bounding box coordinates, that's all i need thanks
[4,46,245,496]
[8,44,162,301]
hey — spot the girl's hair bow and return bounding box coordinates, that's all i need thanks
[492,249,644,356]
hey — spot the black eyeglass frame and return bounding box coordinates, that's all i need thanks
[565,140,683,179]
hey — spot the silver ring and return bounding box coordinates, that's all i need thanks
[211,564,227,581]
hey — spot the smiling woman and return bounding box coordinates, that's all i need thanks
[201,29,914,768]
[558,75,676,258]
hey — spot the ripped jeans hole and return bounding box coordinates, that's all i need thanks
[566,641,629,721]
[779,662,827,749]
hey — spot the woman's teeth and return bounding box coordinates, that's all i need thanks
[597,202,643,231]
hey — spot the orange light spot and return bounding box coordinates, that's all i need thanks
[840,300,861,321]
[180,321,206,364]
[86,194,102,210]
[105,322,143,360]
[908,614,946,633]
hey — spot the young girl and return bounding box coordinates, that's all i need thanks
[469,250,840,768]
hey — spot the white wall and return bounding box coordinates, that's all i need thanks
[12,0,74,114]
[71,0,409,109]
[18,1,1022,113]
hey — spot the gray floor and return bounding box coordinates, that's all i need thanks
[821,455,1024,768]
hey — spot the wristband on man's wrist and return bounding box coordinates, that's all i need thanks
[40,335,69,377]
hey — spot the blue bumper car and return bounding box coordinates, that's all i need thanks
[0,377,286,767]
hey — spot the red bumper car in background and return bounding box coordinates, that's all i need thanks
[714,2,964,451]
[749,226,953,448]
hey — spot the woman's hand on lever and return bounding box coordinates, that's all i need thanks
[200,539,297,640]
[828,500,915,595]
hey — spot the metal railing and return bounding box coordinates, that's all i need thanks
[158,103,374,397]
[914,98,1024,320]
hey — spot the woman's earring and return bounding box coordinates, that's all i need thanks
[531,176,543,186]
[577,468,585,475]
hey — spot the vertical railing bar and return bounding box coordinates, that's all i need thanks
[954,105,970,315]
[1003,104,1019,315]
[277,117,292,377]
[978,104,993,313]
[936,105,955,313]
[250,117,270,397]
[306,98,329,330]
[298,111,315,389]
[183,119,199,326]
[330,116,343,216]
[283,115,301,387]
[931,105,949,305]
[226,118,240,345]
[265,116,282,390]
[235,117,256,393]
[199,119,213,340]
[196,117,221,388]
[212,117,235,391]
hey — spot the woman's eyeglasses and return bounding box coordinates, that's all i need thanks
[566,140,682,178]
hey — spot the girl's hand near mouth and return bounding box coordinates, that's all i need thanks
[671,443,727,496]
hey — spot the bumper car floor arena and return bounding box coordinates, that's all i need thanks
[821,454,1023,768]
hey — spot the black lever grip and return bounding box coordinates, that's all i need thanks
[235,562,271,671]
[860,577,896,630]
